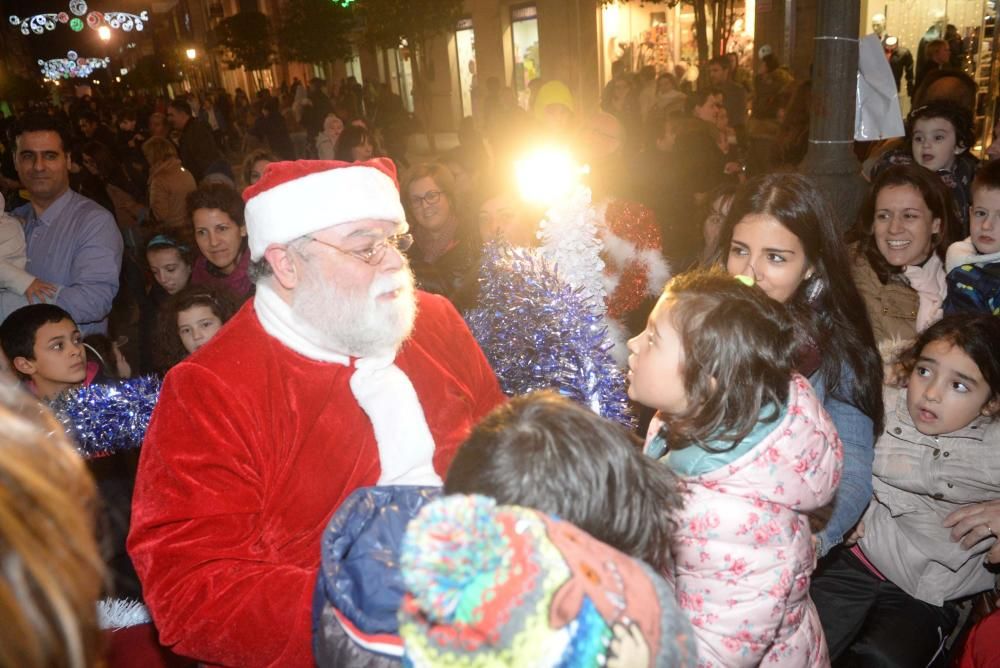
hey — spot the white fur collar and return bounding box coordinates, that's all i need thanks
[946,237,1000,272]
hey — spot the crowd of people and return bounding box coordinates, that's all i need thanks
[0,50,998,668]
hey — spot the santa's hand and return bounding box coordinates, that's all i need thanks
[608,621,650,668]
[944,500,1000,561]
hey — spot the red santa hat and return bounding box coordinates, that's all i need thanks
[242,158,407,260]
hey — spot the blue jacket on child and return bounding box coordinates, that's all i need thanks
[944,238,1000,316]
[312,485,441,667]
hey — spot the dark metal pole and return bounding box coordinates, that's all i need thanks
[800,0,867,232]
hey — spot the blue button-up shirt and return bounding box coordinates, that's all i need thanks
[15,188,123,335]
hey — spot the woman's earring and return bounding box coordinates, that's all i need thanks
[805,274,823,302]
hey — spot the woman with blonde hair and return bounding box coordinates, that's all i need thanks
[143,136,197,243]
[0,382,104,668]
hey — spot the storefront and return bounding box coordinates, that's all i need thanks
[455,17,477,118]
[596,0,755,85]
[860,0,998,149]
[510,3,541,108]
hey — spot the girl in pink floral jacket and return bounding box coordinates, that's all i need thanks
[628,271,843,667]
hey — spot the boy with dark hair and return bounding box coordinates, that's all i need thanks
[0,304,95,400]
[445,390,683,574]
[945,159,1000,315]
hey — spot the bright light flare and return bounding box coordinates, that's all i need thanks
[186,48,197,60]
[515,147,582,206]
[97,25,110,41]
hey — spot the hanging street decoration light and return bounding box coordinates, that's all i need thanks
[9,12,67,35]
[39,51,111,80]
[102,10,149,31]
[10,1,148,36]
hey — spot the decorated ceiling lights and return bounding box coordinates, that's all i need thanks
[10,1,149,36]
[39,50,111,80]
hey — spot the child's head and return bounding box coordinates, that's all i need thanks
[907,100,973,173]
[627,270,797,450]
[898,314,1000,436]
[145,235,193,295]
[82,334,130,379]
[157,286,240,369]
[444,390,681,574]
[0,305,85,400]
[0,382,104,668]
[703,182,738,255]
[970,160,1000,255]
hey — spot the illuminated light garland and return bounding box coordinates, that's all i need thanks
[10,12,64,35]
[9,2,148,36]
[102,10,149,31]
[39,51,111,80]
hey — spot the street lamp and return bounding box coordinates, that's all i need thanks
[186,48,197,61]
[98,25,111,42]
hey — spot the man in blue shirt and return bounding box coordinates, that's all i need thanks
[12,114,122,335]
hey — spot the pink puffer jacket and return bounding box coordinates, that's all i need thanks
[668,375,842,667]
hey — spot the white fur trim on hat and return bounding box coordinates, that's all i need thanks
[245,164,407,260]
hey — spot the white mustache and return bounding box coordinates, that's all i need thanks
[370,271,411,298]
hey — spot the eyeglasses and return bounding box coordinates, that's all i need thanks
[305,233,413,266]
[410,190,443,208]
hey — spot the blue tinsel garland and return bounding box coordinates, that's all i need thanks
[50,375,162,459]
[464,242,634,428]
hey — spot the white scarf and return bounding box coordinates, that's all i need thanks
[254,283,441,486]
[904,253,947,333]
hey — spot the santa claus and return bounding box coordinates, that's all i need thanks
[127,158,505,667]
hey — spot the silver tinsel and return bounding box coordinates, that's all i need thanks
[465,242,634,428]
[50,375,162,459]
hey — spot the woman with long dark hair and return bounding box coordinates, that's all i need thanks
[715,172,885,557]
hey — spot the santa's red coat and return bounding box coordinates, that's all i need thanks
[127,292,504,667]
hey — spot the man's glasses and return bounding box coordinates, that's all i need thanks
[305,233,413,266]
[410,190,443,208]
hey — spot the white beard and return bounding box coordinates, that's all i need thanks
[291,262,418,358]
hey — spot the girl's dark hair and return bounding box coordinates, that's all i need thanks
[662,270,797,451]
[851,164,960,284]
[905,99,974,152]
[716,173,885,438]
[82,334,124,379]
[185,183,246,229]
[445,390,682,574]
[155,285,240,370]
[145,235,193,265]
[333,126,372,162]
[897,313,1000,405]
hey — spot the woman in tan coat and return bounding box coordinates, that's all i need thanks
[848,164,960,351]
[142,136,197,245]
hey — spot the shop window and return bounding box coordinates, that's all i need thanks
[345,45,363,86]
[511,3,540,109]
[455,18,477,117]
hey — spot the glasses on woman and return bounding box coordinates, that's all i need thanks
[305,233,413,266]
[410,190,443,208]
